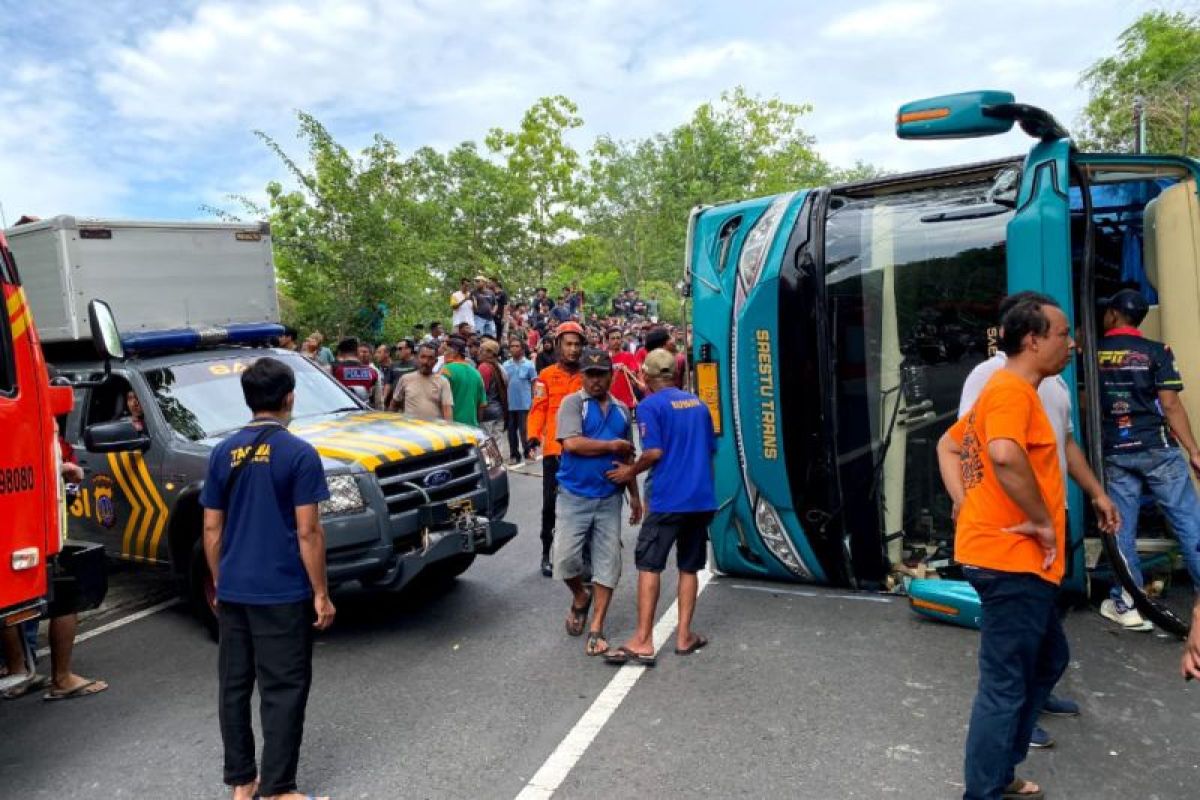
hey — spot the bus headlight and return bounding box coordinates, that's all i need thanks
[736,192,795,296]
[754,496,812,580]
[320,475,366,516]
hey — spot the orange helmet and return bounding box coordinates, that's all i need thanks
[554,321,585,341]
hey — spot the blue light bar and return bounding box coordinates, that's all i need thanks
[122,323,284,354]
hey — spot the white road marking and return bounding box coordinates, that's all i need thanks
[729,583,895,603]
[34,598,182,658]
[515,569,714,800]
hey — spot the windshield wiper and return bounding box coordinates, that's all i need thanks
[919,205,1009,223]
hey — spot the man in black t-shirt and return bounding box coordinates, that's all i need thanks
[471,275,498,338]
[1096,289,1200,629]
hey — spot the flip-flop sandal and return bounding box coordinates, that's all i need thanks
[604,646,656,667]
[675,634,709,655]
[585,631,609,656]
[1002,778,1044,799]
[565,591,592,637]
[2,674,50,700]
[43,679,108,701]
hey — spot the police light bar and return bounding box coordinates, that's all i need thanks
[122,323,284,354]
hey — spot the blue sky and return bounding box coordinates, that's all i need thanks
[0,0,1152,222]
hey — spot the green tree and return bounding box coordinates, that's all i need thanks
[1078,11,1200,154]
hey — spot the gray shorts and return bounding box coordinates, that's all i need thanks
[552,489,624,587]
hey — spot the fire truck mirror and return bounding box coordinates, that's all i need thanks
[84,419,150,454]
[88,299,125,361]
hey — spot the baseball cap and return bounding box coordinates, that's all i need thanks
[580,348,612,373]
[474,274,487,282]
[643,348,676,379]
[479,339,501,357]
[1100,289,1150,325]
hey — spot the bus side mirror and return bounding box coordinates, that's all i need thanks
[84,420,151,453]
[896,90,1016,139]
[88,299,124,361]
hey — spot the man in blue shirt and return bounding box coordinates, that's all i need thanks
[503,338,537,465]
[200,356,334,800]
[605,349,717,666]
[554,349,643,656]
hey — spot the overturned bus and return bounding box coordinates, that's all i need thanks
[686,90,1200,635]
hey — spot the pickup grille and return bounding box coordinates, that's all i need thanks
[374,446,483,517]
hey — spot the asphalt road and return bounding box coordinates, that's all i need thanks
[2,464,1198,799]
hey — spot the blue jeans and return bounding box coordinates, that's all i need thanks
[474,316,497,338]
[1105,447,1200,601]
[963,568,1069,800]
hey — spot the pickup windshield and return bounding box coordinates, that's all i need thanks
[142,352,360,440]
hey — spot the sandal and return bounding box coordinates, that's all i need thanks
[2,674,50,700]
[1002,778,1044,799]
[604,646,657,667]
[43,678,108,701]
[565,591,592,637]
[675,634,709,655]
[585,631,609,656]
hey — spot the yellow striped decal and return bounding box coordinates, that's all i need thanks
[336,430,425,457]
[292,411,483,470]
[134,452,170,561]
[121,452,157,563]
[108,453,144,559]
[319,432,411,463]
[8,288,31,341]
[312,442,383,471]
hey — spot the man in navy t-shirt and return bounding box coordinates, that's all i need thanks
[605,349,717,666]
[200,356,334,800]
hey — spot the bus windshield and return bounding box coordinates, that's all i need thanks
[142,352,360,441]
[823,167,1013,573]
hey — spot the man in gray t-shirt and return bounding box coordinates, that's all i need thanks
[389,343,453,422]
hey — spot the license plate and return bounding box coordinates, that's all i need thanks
[695,362,722,434]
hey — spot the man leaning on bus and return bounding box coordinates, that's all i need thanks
[937,295,1086,800]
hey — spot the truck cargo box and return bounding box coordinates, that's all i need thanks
[6,216,279,343]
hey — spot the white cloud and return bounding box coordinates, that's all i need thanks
[822,1,942,39]
[645,41,764,83]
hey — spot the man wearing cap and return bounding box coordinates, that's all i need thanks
[1096,288,1200,629]
[605,348,717,666]
[442,336,486,428]
[528,321,586,577]
[554,348,643,655]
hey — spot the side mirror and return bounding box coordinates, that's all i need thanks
[88,299,124,361]
[896,90,1016,140]
[84,419,151,453]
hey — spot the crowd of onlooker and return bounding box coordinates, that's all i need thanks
[277,279,689,464]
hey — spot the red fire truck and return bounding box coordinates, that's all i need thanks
[0,230,115,627]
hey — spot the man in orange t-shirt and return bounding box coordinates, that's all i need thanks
[937,295,1074,800]
[527,322,585,576]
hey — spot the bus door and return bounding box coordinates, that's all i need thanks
[1069,154,1200,636]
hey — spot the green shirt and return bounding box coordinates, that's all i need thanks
[442,361,486,427]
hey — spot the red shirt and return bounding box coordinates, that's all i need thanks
[610,351,641,407]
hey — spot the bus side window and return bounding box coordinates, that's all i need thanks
[0,297,15,396]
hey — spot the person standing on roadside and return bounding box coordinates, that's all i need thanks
[330,337,377,405]
[200,357,335,800]
[471,275,498,338]
[605,349,716,667]
[389,343,453,422]
[1095,289,1200,630]
[527,321,586,577]
[451,278,474,333]
[958,291,1120,748]
[936,296,1074,800]
[606,326,643,411]
[503,338,537,465]
[477,338,508,443]
[442,336,486,427]
[555,349,642,656]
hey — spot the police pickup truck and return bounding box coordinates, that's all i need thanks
[8,216,515,632]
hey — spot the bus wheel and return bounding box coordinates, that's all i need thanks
[188,539,218,641]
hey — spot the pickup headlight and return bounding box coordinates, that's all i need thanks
[736,192,795,297]
[480,437,504,472]
[754,495,812,579]
[320,474,366,516]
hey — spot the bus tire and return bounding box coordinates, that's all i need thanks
[188,539,218,641]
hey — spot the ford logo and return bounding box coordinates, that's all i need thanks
[423,469,452,488]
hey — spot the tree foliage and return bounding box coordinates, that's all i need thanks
[1078,11,1200,154]
[242,88,880,336]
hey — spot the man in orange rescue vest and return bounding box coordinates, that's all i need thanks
[937,295,1090,800]
[527,321,585,577]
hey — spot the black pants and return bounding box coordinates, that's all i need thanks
[507,410,529,460]
[540,454,559,556]
[219,600,314,796]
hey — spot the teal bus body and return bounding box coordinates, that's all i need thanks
[689,92,1200,624]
